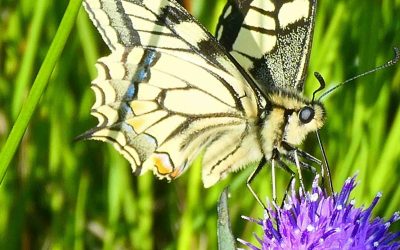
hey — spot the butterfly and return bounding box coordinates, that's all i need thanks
[80,0,328,200]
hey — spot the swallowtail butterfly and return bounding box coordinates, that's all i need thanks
[81,0,328,196]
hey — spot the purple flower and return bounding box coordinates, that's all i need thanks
[239,175,400,250]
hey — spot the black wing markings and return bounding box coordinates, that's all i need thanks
[216,0,317,92]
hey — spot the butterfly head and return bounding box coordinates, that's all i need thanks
[262,90,326,153]
[283,100,325,145]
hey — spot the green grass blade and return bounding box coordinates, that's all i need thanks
[0,0,83,184]
[11,0,48,119]
[74,173,89,250]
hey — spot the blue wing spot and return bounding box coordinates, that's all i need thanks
[143,49,160,66]
[134,67,149,82]
[123,84,136,101]
[132,49,161,83]
[119,102,134,121]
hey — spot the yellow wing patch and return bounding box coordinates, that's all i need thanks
[130,100,159,115]
[127,110,168,133]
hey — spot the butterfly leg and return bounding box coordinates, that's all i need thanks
[271,149,293,206]
[271,157,277,205]
[290,148,321,166]
[283,141,334,197]
[246,158,267,210]
[283,143,320,170]
[246,156,288,210]
[291,146,333,197]
[293,150,306,194]
[273,157,296,207]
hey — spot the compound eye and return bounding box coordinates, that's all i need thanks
[299,106,315,123]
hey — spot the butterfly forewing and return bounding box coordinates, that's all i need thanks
[84,0,248,77]
[216,0,316,92]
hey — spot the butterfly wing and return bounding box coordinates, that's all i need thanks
[216,0,317,92]
[82,0,262,187]
[84,0,244,76]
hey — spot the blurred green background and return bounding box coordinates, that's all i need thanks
[0,0,400,249]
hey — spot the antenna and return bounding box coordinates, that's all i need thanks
[312,72,326,102]
[318,47,400,101]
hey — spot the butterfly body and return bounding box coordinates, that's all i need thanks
[81,0,325,187]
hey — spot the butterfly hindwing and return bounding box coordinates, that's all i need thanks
[216,0,317,92]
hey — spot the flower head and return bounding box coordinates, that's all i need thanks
[239,176,400,249]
